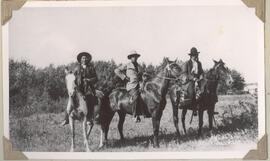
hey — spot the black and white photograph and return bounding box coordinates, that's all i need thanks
[2,0,266,159]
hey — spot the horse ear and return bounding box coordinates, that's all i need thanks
[219,59,225,64]
[174,58,177,63]
[164,57,169,64]
[213,59,218,64]
[65,67,70,74]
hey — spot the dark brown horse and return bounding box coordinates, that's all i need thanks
[101,58,182,148]
[169,59,233,137]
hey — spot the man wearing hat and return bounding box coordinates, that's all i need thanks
[182,47,204,116]
[114,50,144,122]
[61,52,98,126]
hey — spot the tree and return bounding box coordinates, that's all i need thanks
[231,69,245,91]
[217,69,245,94]
[9,59,36,107]
[94,60,123,91]
[43,64,67,100]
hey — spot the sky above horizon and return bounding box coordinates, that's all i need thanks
[8,4,264,83]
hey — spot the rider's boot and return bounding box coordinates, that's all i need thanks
[133,96,141,123]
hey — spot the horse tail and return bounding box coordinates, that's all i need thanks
[100,86,119,112]
[99,87,114,125]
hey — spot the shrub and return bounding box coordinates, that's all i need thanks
[219,100,258,131]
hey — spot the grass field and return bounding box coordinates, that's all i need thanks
[9,94,258,152]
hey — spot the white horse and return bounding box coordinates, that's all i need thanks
[65,68,104,152]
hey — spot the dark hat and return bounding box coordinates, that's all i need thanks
[77,52,92,63]
[188,47,200,56]
[127,50,140,59]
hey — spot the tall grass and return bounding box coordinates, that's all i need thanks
[9,95,258,152]
[10,93,67,118]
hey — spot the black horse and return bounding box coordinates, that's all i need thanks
[169,59,233,136]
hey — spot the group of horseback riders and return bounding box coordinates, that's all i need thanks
[61,47,206,126]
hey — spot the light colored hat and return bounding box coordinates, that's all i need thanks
[127,50,140,59]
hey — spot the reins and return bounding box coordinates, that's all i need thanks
[155,67,181,81]
[155,75,179,81]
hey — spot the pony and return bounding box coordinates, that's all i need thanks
[169,59,233,137]
[64,68,104,152]
[101,58,182,148]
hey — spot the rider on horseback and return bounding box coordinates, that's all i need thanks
[61,52,98,126]
[114,50,144,123]
[181,47,204,116]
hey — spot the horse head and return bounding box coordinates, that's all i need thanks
[213,59,233,86]
[164,58,182,78]
[65,67,77,97]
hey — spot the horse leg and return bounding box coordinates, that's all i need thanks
[172,104,180,137]
[181,108,187,135]
[207,106,214,133]
[152,109,162,148]
[83,117,90,152]
[86,121,94,139]
[198,109,204,136]
[117,111,126,140]
[98,125,104,148]
[69,117,75,152]
[102,111,115,143]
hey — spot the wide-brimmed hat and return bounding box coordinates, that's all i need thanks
[77,52,92,63]
[188,47,200,56]
[127,50,140,59]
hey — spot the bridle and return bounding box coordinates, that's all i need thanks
[156,63,181,81]
[204,63,229,82]
[66,73,78,98]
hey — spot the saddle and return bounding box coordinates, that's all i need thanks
[176,83,192,107]
[176,81,202,107]
[72,89,103,110]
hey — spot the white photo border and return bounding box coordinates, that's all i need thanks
[2,0,265,159]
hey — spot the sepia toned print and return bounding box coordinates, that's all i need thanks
[1,0,266,159]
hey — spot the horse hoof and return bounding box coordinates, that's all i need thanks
[70,148,74,152]
[153,141,160,148]
[208,130,213,136]
[120,137,125,141]
[176,138,181,144]
[153,144,160,148]
[98,143,104,149]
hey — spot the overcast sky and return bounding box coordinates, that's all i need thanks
[8,3,263,83]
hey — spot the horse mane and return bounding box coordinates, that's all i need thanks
[205,68,217,80]
[200,64,220,95]
[144,82,161,103]
[142,63,173,103]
